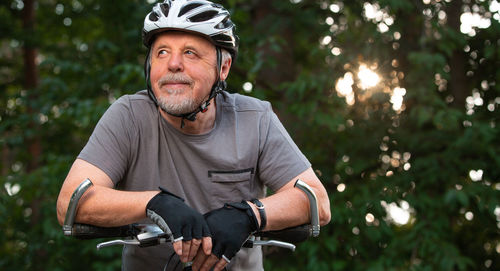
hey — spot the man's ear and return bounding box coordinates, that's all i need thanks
[219,57,232,81]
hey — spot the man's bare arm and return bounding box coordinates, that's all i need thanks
[250,167,331,231]
[56,158,158,227]
[56,158,211,262]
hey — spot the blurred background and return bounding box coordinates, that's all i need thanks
[1,0,499,270]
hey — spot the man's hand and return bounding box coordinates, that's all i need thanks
[192,201,259,271]
[146,187,212,262]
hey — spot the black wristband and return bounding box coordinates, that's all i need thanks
[250,199,266,231]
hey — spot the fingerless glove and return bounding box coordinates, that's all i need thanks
[146,187,211,242]
[204,201,259,261]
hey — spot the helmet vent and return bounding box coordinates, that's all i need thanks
[149,12,159,22]
[179,3,204,17]
[211,33,233,43]
[215,17,232,29]
[188,10,219,22]
[160,3,170,17]
[142,0,238,58]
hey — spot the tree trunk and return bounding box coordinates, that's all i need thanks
[252,0,298,128]
[253,0,297,97]
[22,0,45,268]
[23,0,41,171]
[446,0,468,109]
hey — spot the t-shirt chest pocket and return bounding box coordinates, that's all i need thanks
[208,168,254,208]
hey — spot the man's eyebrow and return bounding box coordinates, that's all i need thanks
[153,44,169,50]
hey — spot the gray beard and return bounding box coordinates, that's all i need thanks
[155,72,203,115]
[157,92,204,115]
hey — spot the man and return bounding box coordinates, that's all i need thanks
[56,1,330,270]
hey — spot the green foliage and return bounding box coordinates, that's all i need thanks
[1,0,499,270]
[1,0,148,270]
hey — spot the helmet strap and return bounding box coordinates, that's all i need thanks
[145,49,158,105]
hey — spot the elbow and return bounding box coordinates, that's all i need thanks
[56,199,67,226]
[317,190,331,226]
[319,205,331,226]
[319,201,331,226]
[56,190,71,226]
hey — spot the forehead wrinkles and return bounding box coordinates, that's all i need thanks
[149,33,219,72]
[153,32,215,52]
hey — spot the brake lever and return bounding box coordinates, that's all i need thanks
[95,224,298,251]
[253,240,295,251]
[243,236,296,251]
[97,239,141,249]
[96,224,169,249]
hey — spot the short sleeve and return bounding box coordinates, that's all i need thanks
[78,96,137,185]
[257,110,311,192]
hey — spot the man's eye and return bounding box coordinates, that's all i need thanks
[158,50,167,56]
[185,50,195,55]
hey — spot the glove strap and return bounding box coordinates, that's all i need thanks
[225,201,259,232]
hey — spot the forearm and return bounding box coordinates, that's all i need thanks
[248,168,331,231]
[257,188,311,231]
[57,185,158,227]
[56,159,159,227]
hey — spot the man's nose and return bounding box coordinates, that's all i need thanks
[167,53,184,72]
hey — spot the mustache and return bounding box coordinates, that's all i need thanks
[157,73,194,87]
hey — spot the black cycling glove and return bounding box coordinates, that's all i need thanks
[204,201,259,261]
[146,187,211,242]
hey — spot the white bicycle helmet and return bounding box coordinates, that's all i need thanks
[142,0,238,128]
[142,0,238,58]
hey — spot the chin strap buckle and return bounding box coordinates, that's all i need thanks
[200,102,209,113]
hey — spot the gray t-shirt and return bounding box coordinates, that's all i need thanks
[78,90,310,270]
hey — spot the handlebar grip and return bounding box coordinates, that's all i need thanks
[256,224,311,243]
[69,223,138,240]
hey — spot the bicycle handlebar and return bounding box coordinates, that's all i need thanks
[255,224,311,243]
[62,178,320,252]
[69,223,138,240]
